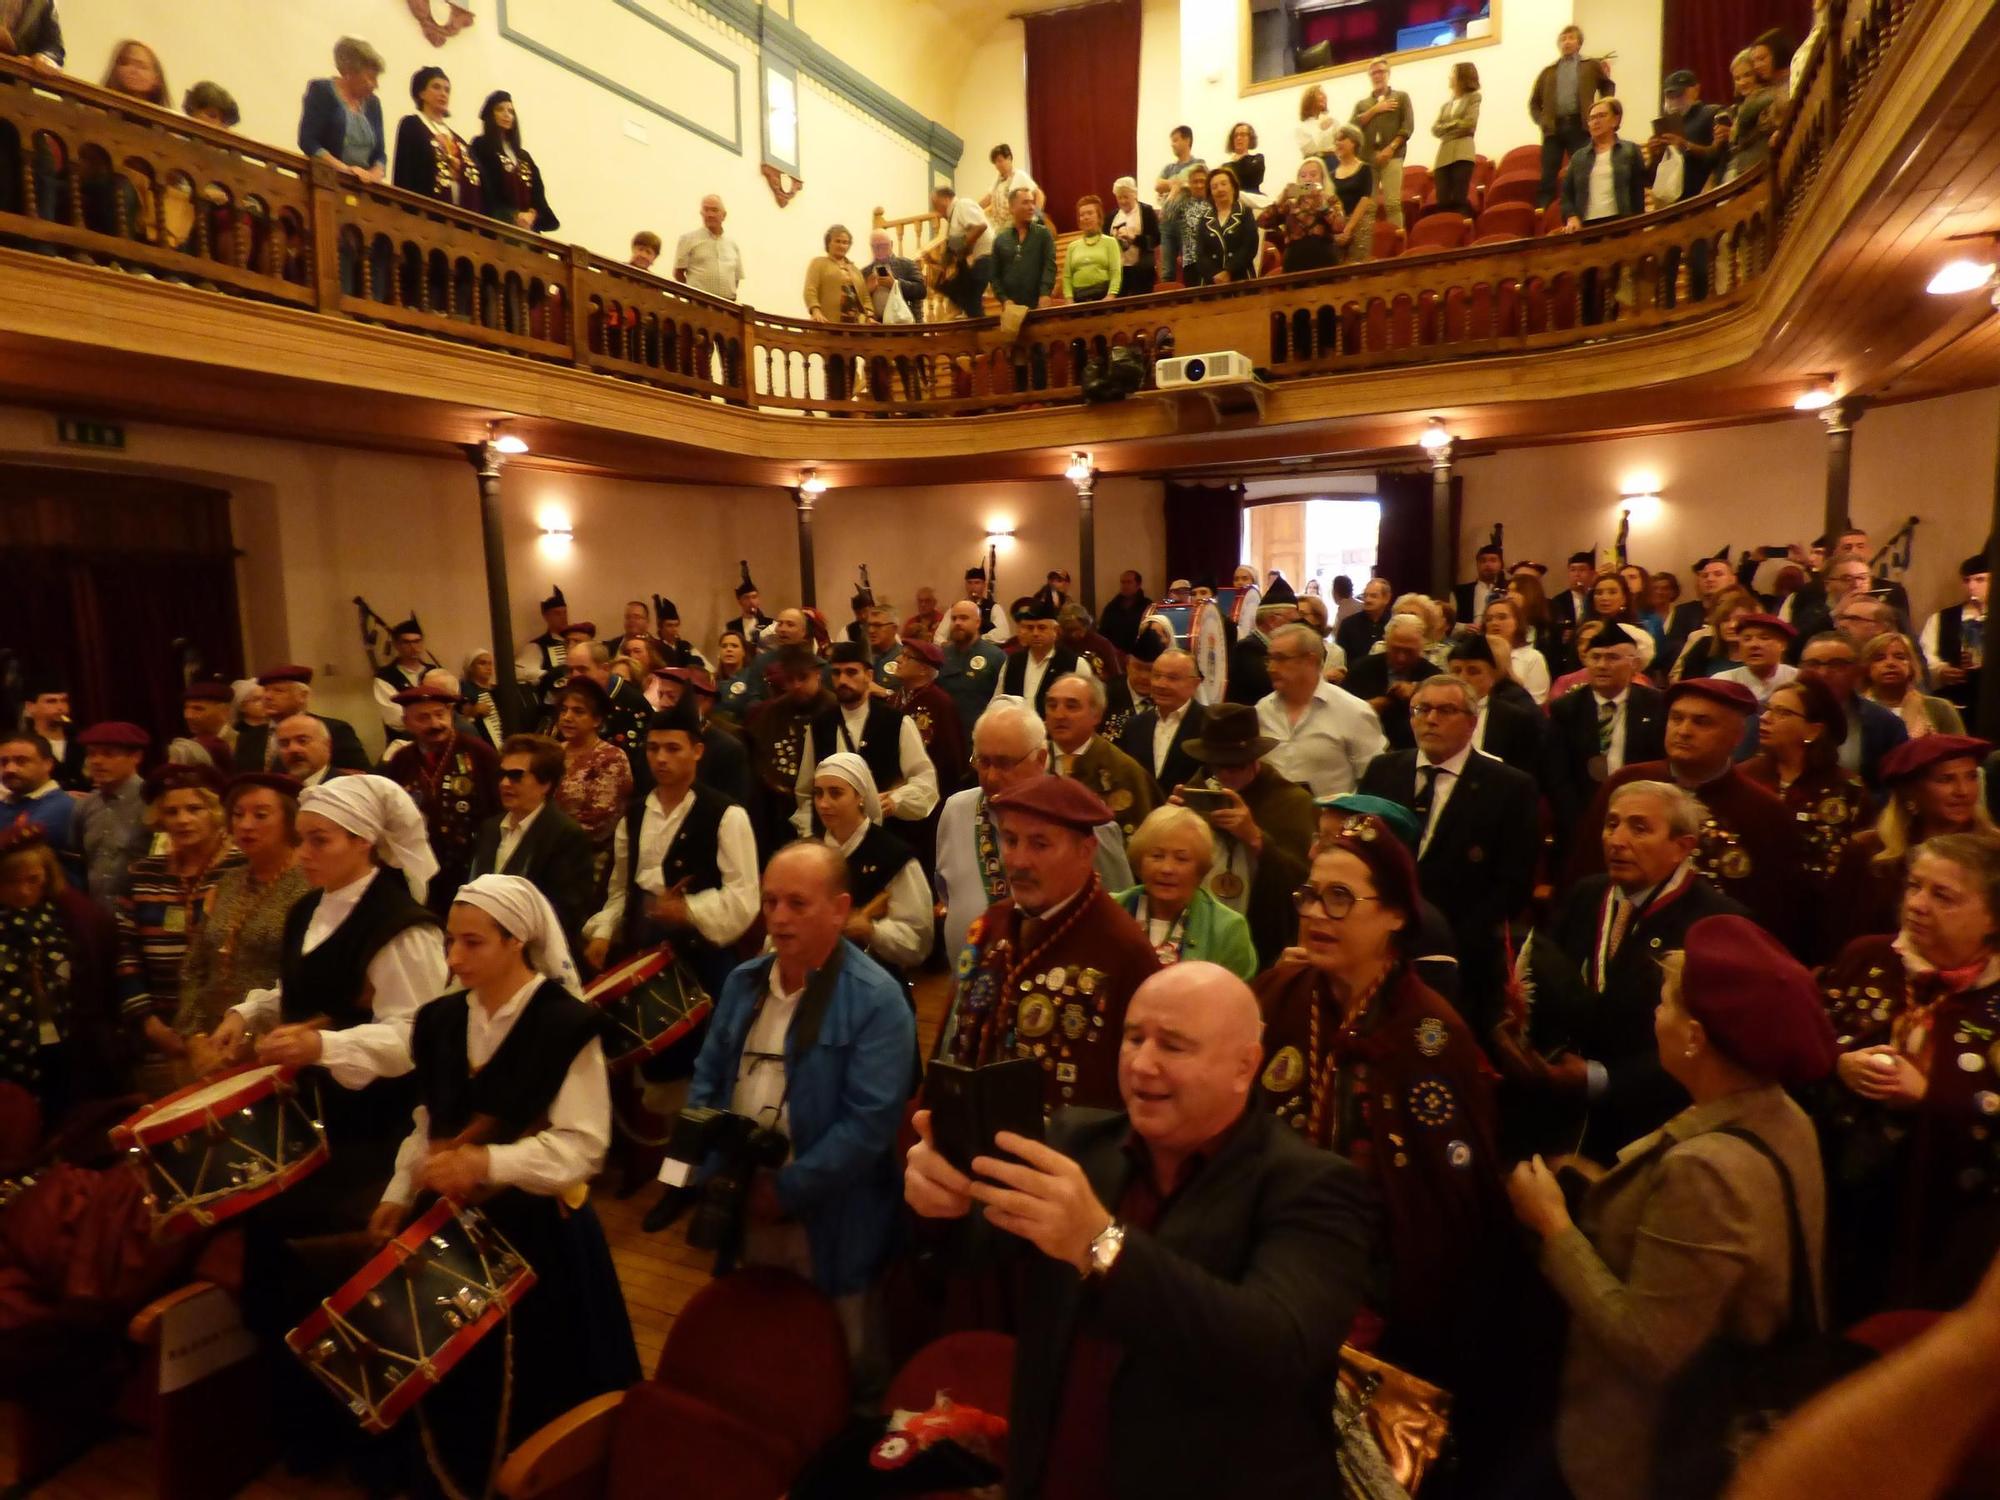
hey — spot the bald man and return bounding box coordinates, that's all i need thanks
[908,962,1375,1500]
[673,193,743,300]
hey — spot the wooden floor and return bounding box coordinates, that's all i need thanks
[13,971,955,1498]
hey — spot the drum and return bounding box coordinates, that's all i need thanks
[1140,593,1233,704]
[285,1198,535,1434]
[111,1062,328,1238]
[583,947,715,1071]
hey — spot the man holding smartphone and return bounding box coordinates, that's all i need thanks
[907,962,1376,1500]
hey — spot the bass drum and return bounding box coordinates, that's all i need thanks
[1139,597,1231,704]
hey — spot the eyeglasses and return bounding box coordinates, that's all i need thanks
[1291,883,1382,919]
[1409,704,1471,719]
[972,754,1027,772]
[498,768,530,782]
[1761,704,1805,722]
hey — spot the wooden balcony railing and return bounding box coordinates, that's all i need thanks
[0,0,1910,422]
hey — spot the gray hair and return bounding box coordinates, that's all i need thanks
[276,712,330,747]
[1270,622,1327,665]
[1127,803,1215,870]
[1384,615,1428,646]
[1333,123,1365,151]
[577,640,612,668]
[975,700,1049,755]
[1057,602,1094,629]
[1411,674,1477,714]
[1049,672,1107,716]
[334,36,385,76]
[1112,175,1138,193]
[1609,779,1702,839]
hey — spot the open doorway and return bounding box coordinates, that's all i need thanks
[1242,496,1382,600]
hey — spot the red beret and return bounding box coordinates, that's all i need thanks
[0,816,47,857]
[989,775,1115,832]
[227,771,304,802]
[1679,915,1837,1085]
[564,622,598,639]
[1878,733,1993,786]
[1734,612,1795,640]
[1319,813,1421,927]
[1663,677,1759,716]
[256,664,314,686]
[142,763,226,803]
[181,680,234,703]
[391,685,460,707]
[661,666,718,697]
[77,720,151,750]
[898,640,944,668]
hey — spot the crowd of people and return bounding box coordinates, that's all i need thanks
[2,506,1996,1498]
[1,15,1812,331]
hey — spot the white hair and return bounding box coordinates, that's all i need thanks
[1609,779,1702,839]
[1270,622,1327,664]
[975,700,1048,755]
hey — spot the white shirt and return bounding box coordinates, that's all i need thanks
[990,648,1095,708]
[1256,682,1387,799]
[673,228,743,300]
[1413,742,1477,855]
[1510,645,1552,705]
[515,635,565,686]
[1919,601,1984,670]
[828,823,934,970]
[383,973,611,1206]
[1111,205,1145,266]
[933,786,1133,961]
[1713,662,1799,705]
[1295,118,1335,161]
[1151,703,1191,781]
[492,802,545,873]
[372,663,426,730]
[1586,146,1618,220]
[1467,580,1502,620]
[585,789,759,946]
[793,705,940,833]
[232,867,449,1089]
[732,965,803,1136]
[943,195,990,255]
[986,167,1039,231]
[299,764,333,788]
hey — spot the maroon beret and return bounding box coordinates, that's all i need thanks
[256,663,314,686]
[662,666,718,697]
[899,640,944,668]
[1878,733,1994,786]
[0,816,47,857]
[989,775,1115,832]
[142,762,227,803]
[1734,612,1795,640]
[1319,813,1421,928]
[563,622,598,640]
[77,720,151,750]
[227,771,304,802]
[391,685,461,707]
[1679,914,1837,1085]
[1663,677,1759,716]
[181,680,234,703]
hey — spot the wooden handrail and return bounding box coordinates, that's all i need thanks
[0,0,1915,423]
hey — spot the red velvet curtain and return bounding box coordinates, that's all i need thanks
[1164,482,1245,589]
[1023,0,1142,235]
[1662,0,1814,104]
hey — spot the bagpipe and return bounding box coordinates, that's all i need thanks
[1867,514,1919,581]
[352,596,442,673]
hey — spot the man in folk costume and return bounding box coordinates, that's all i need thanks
[886,639,967,802]
[810,754,934,986]
[934,564,1013,647]
[372,875,639,1498]
[1043,672,1158,840]
[1101,625,1161,742]
[205,777,449,1463]
[723,560,772,648]
[371,615,432,745]
[794,642,939,838]
[515,584,570,708]
[937,776,1159,1113]
[992,596,1092,714]
[742,645,834,853]
[652,595,709,672]
[380,683,501,916]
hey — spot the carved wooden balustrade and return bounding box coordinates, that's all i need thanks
[0,0,1914,423]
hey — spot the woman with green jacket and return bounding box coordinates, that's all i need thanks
[1116,804,1258,979]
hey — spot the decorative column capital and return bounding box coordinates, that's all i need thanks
[472,439,505,480]
[1819,398,1863,436]
[1428,439,1455,473]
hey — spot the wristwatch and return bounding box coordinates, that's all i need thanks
[1085,1219,1127,1279]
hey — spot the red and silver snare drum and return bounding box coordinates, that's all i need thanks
[111,1062,328,1237]
[286,1198,536,1434]
[583,946,714,1071]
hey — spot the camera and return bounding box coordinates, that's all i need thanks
[659,1106,790,1268]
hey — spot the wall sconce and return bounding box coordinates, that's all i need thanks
[537,505,573,558]
[1418,416,1452,451]
[797,467,828,499]
[1064,451,1093,484]
[985,524,1016,551]
[1619,485,1663,525]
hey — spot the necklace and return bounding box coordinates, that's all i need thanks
[1307,964,1388,1144]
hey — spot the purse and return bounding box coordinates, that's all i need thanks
[1335,1344,1452,1498]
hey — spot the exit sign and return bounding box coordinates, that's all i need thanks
[56,417,125,450]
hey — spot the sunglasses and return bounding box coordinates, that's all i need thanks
[498,768,532,783]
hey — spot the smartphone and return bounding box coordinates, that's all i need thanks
[923,1058,1046,1175]
[1651,115,1676,137]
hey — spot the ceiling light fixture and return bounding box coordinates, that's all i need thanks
[797,468,828,498]
[1926,257,1998,297]
[1064,451,1093,484]
[491,423,529,455]
[1793,382,1837,411]
[1418,417,1452,451]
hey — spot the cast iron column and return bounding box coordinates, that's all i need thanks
[469,440,523,736]
[1820,399,1862,544]
[1429,440,1455,601]
[795,487,818,610]
[1075,468,1098,613]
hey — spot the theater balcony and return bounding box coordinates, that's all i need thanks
[0,0,1995,492]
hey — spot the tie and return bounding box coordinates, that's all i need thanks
[1412,764,1439,821]
[1606,898,1633,963]
[1596,697,1617,754]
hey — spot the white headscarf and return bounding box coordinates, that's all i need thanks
[452,875,584,997]
[298,775,440,901]
[812,751,882,827]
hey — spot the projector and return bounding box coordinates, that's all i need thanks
[1156,351,1258,390]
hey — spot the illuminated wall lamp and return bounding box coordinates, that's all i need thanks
[1619,487,1664,525]
[537,508,574,558]
[797,468,829,499]
[985,524,1016,551]
[1793,381,1837,412]
[1064,451,1093,484]
[1418,416,1452,451]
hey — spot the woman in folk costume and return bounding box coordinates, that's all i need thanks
[373,874,637,1498]
[810,753,933,988]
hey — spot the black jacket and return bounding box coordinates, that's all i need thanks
[1548,872,1749,1158]
[1224,633,1271,707]
[1342,653,1441,751]
[392,114,484,213]
[988,1107,1375,1500]
[1546,680,1666,839]
[1474,693,1549,784]
[1117,702,1207,795]
[233,714,371,774]
[470,136,559,233]
[1334,609,1389,666]
[1357,747,1540,1037]
[1191,206,1259,285]
[1098,592,1154,654]
[468,802,596,949]
[697,722,754,811]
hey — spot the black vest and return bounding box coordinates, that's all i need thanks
[618,782,729,954]
[1936,604,1981,707]
[809,702,905,796]
[410,981,603,1146]
[846,824,917,908]
[999,646,1081,715]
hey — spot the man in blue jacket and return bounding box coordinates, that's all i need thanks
[675,839,915,1394]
